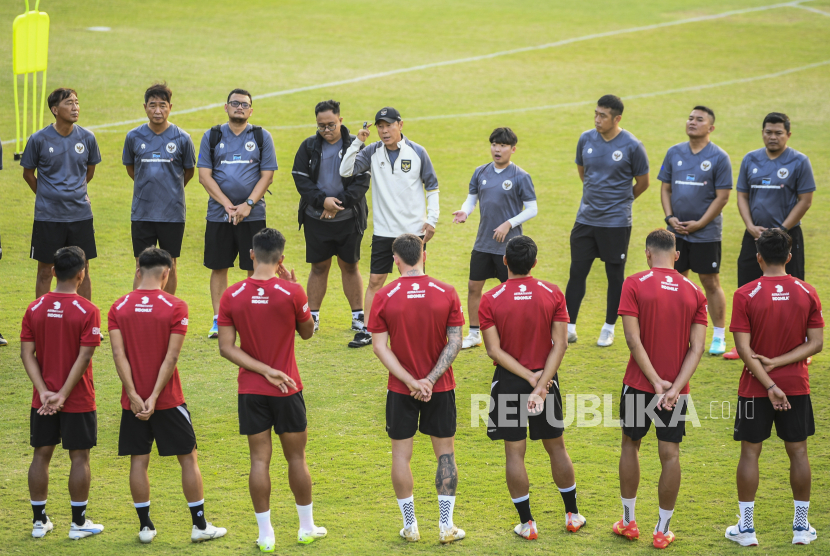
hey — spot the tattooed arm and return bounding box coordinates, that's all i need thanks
[415,326,462,402]
[435,452,458,496]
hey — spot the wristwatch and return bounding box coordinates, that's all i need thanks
[246,198,255,207]
[664,215,675,224]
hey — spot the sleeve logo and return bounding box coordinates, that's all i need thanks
[181,318,189,325]
[74,143,85,154]
[92,327,101,336]
[302,303,309,313]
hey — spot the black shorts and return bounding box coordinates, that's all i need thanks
[737,226,804,287]
[118,404,197,456]
[469,250,508,283]
[370,235,426,275]
[570,223,631,264]
[675,237,721,275]
[30,409,97,450]
[386,390,456,440]
[619,385,688,443]
[733,395,814,443]
[238,393,307,436]
[31,219,97,263]
[303,216,362,264]
[487,367,564,442]
[204,220,266,271]
[131,221,186,258]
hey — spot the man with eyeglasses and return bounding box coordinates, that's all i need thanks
[292,100,370,334]
[198,89,278,338]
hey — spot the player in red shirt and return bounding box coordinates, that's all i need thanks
[614,229,708,549]
[478,236,584,541]
[109,248,226,544]
[368,233,465,544]
[20,247,104,540]
[726,229,824,547]
[217,228,324,552]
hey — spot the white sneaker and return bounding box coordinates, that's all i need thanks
[461,333,482,349]
[725,521,758,546]
[567,331,578,343]
[793,523,817,545]
[191,522,227,542]
[439,524,466,544]
[32,517,53,538]
[139,526,157,543]
[69,519,104,539]
[400,523,420,542]
[298,525,327,544]
[597,329,614,347]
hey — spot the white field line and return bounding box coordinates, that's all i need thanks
[795,3,830,15]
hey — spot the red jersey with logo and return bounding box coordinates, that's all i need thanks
[367,275,465,395]
[478,276,569,369]
[730,275,823,397]
[108,289,188,410]
[21,292,101,412]
[618,268,708,394]
[218,277,311,397]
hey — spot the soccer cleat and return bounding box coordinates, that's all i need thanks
[709,336,726,355]
[439,524,465,544]
[653,530,675,549]
[400,523,420,542]
[566,512,586,532]
[257,536,276,552]
[567,331,578,344]
[311,314,319,334]
[461,332,482,349]
[514,520,538,540]
[68,519,104,539]
[351,317,364,332]
[191,522,227,542]
[725,521,758,546]
[32,517,53,538]
[612,518,639,540]
[0,333,8,346]
[792,523,817,545]
[723,346,740,360]
[348,331,372,348]
[138,526,157,544]
[208,318,219,339]
[597,329,615,347]
[298,525,327,544]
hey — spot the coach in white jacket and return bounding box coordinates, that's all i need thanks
[340,106,440,347]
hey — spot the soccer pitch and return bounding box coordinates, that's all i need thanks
[1,0,829,553]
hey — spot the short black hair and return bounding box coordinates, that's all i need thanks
[504,236,537,275]
[48,88,77,113]
[692,105,715,123]
[315,99,340,116]
[597,94,624,117]
[252,228,286,264]
[489,127,518,146]
[645,229,676,252]
[144,82,172,104]
[763,112,790,133]
[756,228,792,266]
[391,234,424,266]
[53,246,86,282]
[138,247,173,271]
[227,88,253,104]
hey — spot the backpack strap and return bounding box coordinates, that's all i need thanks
[249,126,272,195]
[208,125,223,166]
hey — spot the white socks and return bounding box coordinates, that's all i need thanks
[255,509,274,541]
[739,501,754,530]
[469,326,480,337]
[602,322,616,334]
[438,495,455,529]
[794,500,809,529]
[655,507,674,534]
[568,323,576,335]
[397,496,416,528]
[213,314,218,321]
[713,327,725,340]
[296,502,315,531]
[621,497,636,525]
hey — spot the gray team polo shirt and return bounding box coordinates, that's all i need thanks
[657,141,732,243]
[469,162,536,255]
[122,123,196,223]
[196,123,278,222]
[736,147,815,229]
[20,124,102,222]
[574,129,649,228]
[305,139,352,222]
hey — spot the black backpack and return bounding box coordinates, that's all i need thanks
[208,124,264,166]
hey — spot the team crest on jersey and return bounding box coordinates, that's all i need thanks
[700,160,712,171]
[777,168,789,179]
[166,142,177,154]
[245,141,256,152]
[401,160,412,172]
[407,282,425,299]
[612,150,623,161]
[502,180,513,191]
[74,143,85,154]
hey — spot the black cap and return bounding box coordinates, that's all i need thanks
[375,107,402,124]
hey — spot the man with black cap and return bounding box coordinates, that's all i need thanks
[340,107,440,348]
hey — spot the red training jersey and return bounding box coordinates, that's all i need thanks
[730,275,824,397]
[367,275,465,395]
[617,268,708,394]
[21,292,101,412]
[478,276,569,370]
[108,289,188,411]
[218,277,311,397]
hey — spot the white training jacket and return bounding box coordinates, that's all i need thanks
[339,135,439,238]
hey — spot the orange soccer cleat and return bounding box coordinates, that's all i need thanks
[653,530,675,549]
[612,518,640,540]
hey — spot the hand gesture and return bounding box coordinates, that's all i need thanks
[128,393,147,416]
[233,202,252,225]
[653,379,673,395]
[408,378,433,402]
[357,123,372,143]
[41,392,67,415]
[277,264,298,283]
[265,368,298,393]
[749,225,767,240]
[667,216,686,235]
[659,387,680,411]
[751,353,776,374]
[37,391,58,415]
[768,385,790,411]
[527,386,547,414]
[136,396,157,421]
[493,221,512,243]
[321,197,344,220]
[421,222,435,243]
[679,220,702,234]
[452,210,468,224]
[527,370,543,389]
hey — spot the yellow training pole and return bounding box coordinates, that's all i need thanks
[22,72,28,149]
[39,70,47,129]
[12,0,50,158]
[13,75,21,154]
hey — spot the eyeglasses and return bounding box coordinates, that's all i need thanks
[317,123,338,132]
[228,100,251,109]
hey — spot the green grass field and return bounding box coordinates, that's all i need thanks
[1,1,829,554]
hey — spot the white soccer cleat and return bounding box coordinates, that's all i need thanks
[725,521,758,546]
[461,333,482,349]
[566,512,587,532]
[793,523,817,545]
[68,519,104,539]
[138,526,157,544]
[298,525,327,544]
[311,314,320,334]
[597,329,614,347]
[439,524,465,544]
[191,522,227,542]
[256,536,276,552]
[351,318,364,332]
[567,331,578,344]
[32,517,53,538]
[400,523,420,542]
[514,520,538,540]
